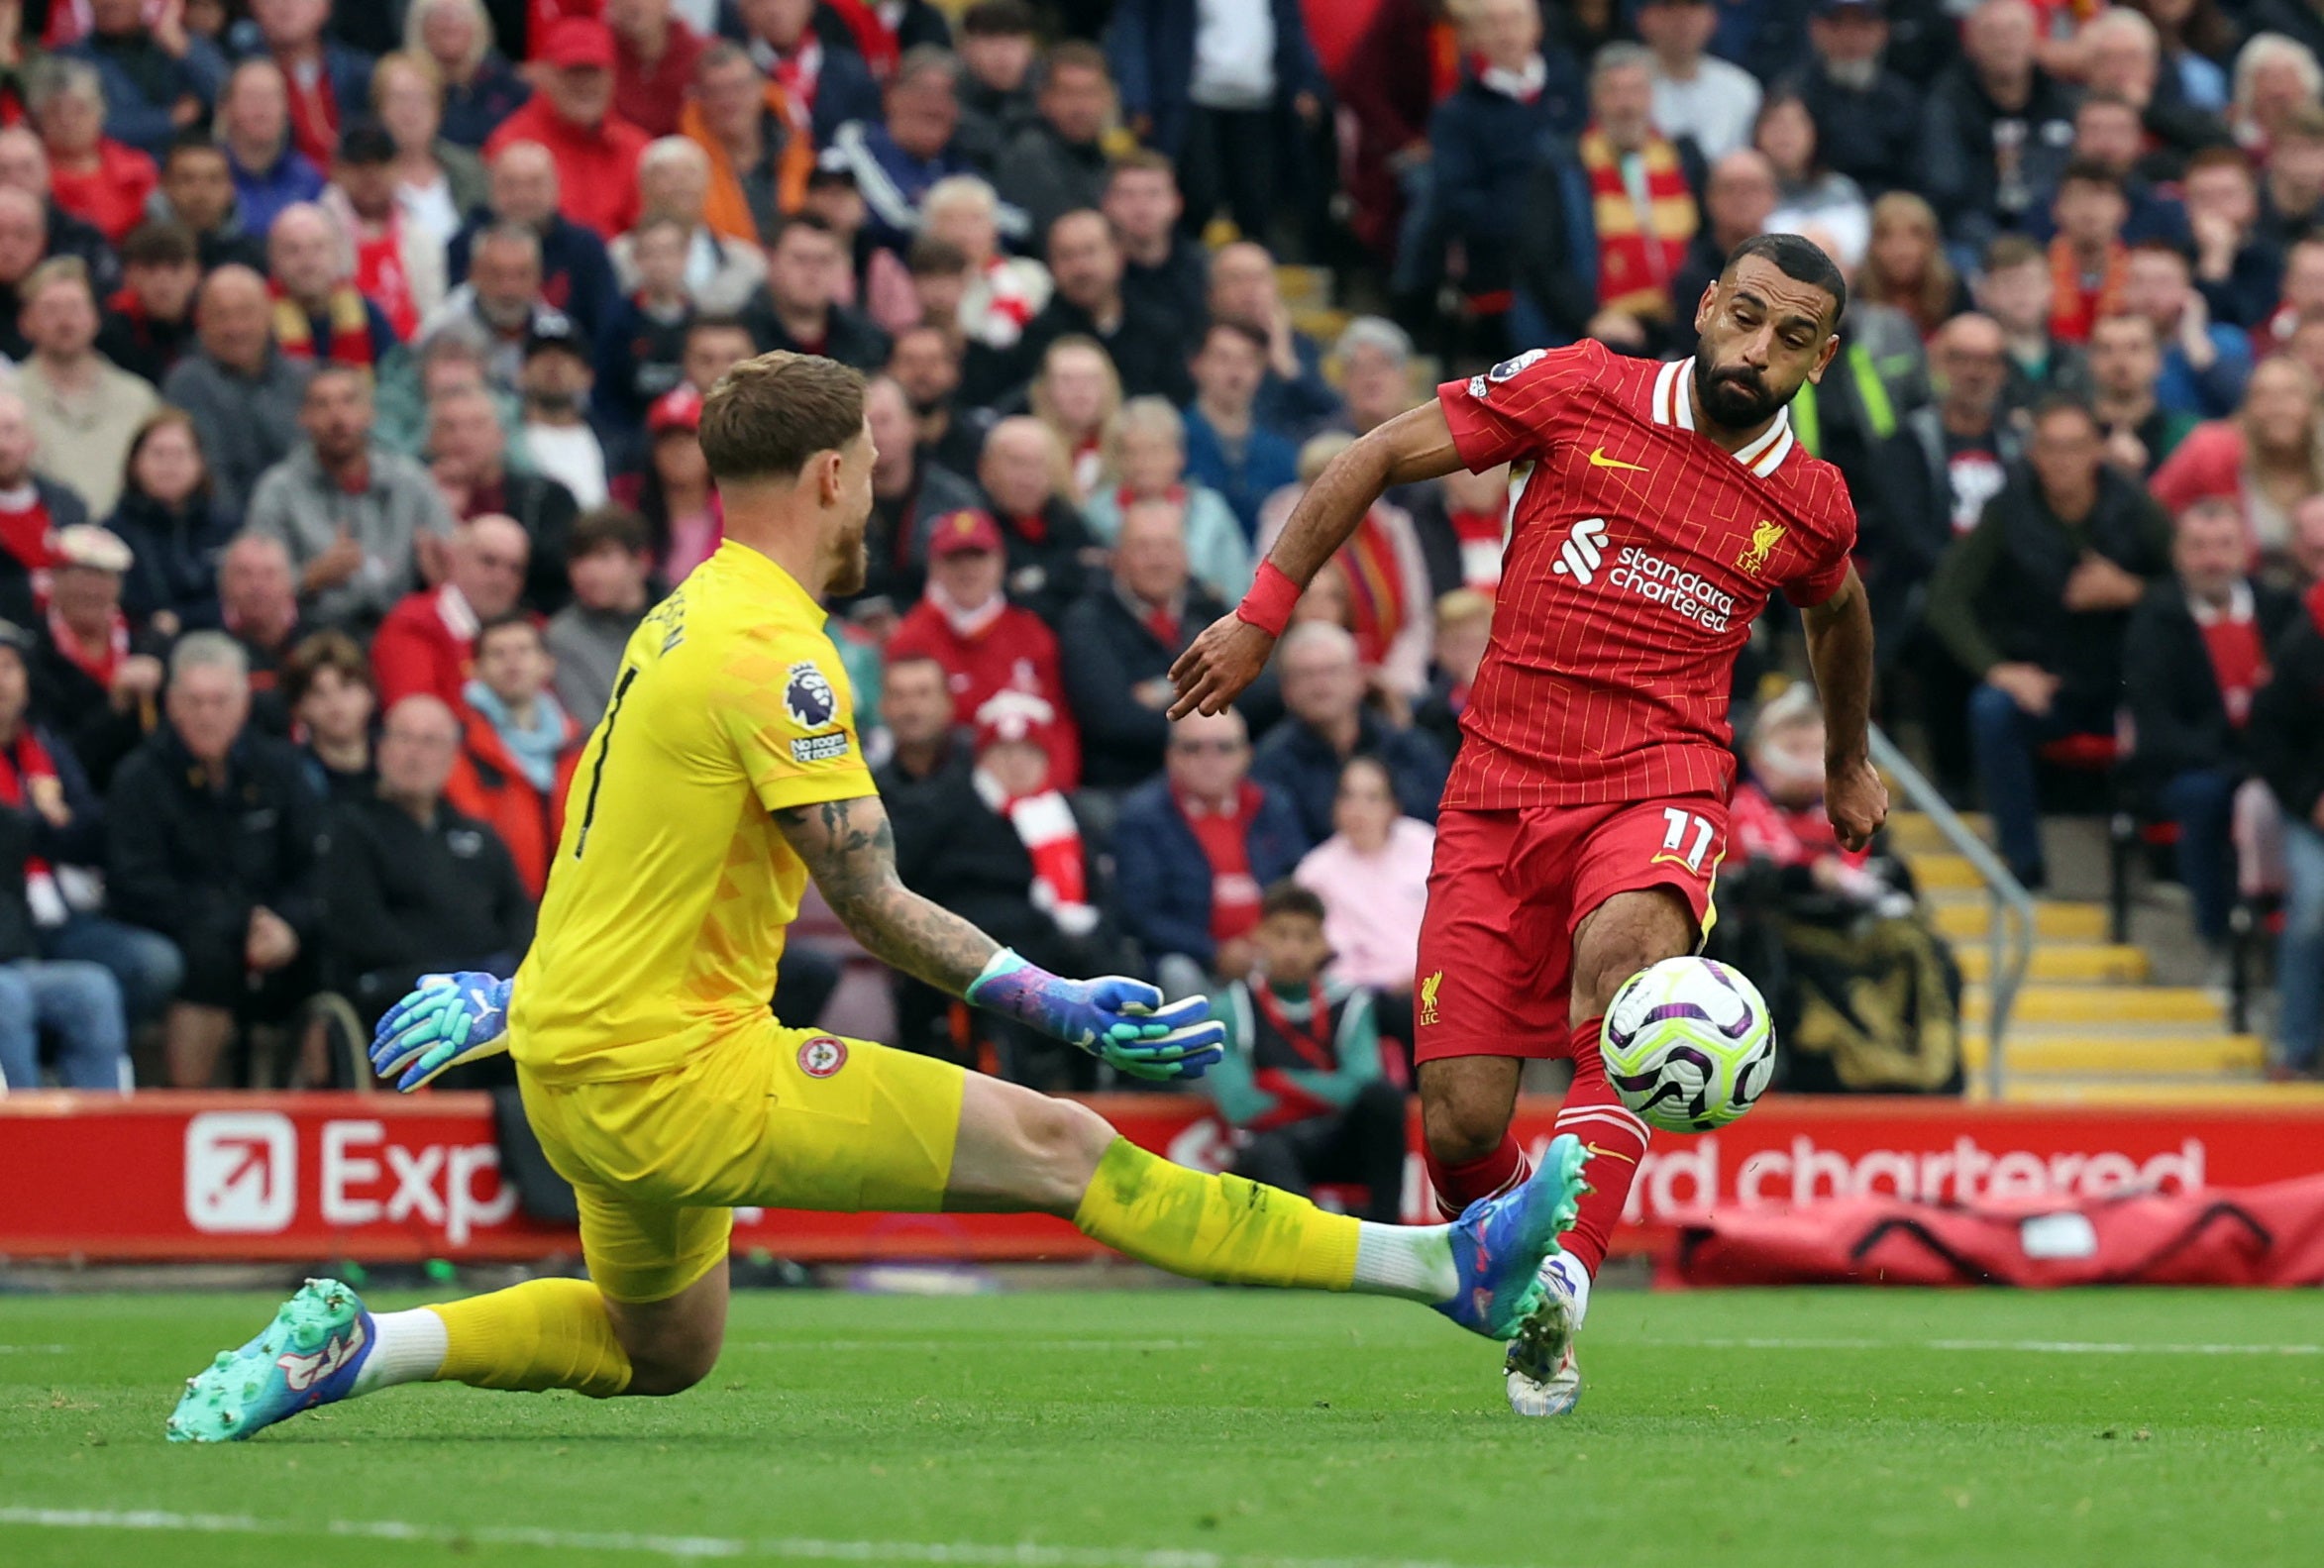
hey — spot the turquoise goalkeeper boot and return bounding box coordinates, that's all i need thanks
[166,1277,378,1442]
[1433,1133,1591,1341]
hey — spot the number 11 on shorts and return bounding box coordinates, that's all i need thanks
[1656,807,1716,874]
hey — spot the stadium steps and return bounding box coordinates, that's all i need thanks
[1884,809,2260,1099]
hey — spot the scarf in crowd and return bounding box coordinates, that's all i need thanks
[0,727,64,924]
[823,0,904,80]
[1340,508,1410,673]
[1476,53,1546,105]
[1580,127,1693,317]
[47,603,127,689]
[463,678,569,793]
[970,257,1040,348]
[0,483,56,575]
[272,285,375,373]
[2048,238,2127,344]
[681,89,814,244]
[352,219,420,341]
[978,768,1097,937]
[1447,504,1508,589]
[927,577,1008,640]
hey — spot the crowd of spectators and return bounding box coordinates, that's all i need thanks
[0,0,2319,1107]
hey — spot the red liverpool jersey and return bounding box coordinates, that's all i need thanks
[1436,342,1857,810]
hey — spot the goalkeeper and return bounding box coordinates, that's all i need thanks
[169,353,1589,1442]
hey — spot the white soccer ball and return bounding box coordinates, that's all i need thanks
[1601,957,1775,1133]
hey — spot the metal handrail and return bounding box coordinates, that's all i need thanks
[1865,724,2036,1099]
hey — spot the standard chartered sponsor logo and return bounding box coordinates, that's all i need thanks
[1609,546,1737,631]
[1550,516,1609,584]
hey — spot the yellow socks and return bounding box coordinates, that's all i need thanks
[1072,1137,1361,1292]
[426,1278,634,1398]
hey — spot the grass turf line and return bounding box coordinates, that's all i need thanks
[2,1287,2319,1568]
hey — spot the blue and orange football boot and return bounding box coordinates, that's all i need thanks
[1431,1132,1591,1341]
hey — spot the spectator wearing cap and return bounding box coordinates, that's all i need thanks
[97,221,203,384]
[0,612,178,1051]
[323,689,533,1031]
[371,512,531,711]
[954,0,1041,166]
[245,0,378,167]
[1426,0,1584,323]
[0,387,91,629]
[485,19,652,240]
[426,383,578,610]
[748,214,892,372]
[31,524,167,791]
[18,258,159,520]
[546,504,652,726]
[1783,0,1922,201]
[609,0,706,141]
[108,631,324,1087]
[267,202,404,376]
[617,380,722,583]
[517,314,613,510]
[1104,153,1207,342]
[1112,705,1309,999]
[849,373,980,618]
[248,364,459,627]
[162,265,314,525]
[321,119,446,343]
[1921,0,2079,252]
[612,137,771,317]
[887,505,1082,789]
[2124,497,2301,952]
[1060,494,1229,792]
[444,141,623,347]
[444,613,582,899]
[1183,320,1302,545]
[218,58,329,240]
[108,409,235,637]
[1106,0,1324,245]
[966,416,1096,628]
[992,44,1114,252]
[280,627,376,804]
[31,57,159,247]
[829,47,987,258]
[62,0,232,161]
[682,41,817,251]
[153,132,269,274]
[410,0,532,152]
[1017,209,1192,405]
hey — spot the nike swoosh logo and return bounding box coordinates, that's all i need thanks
[1647,852,1703,871]
[1584,1142,1639,1165]
[1588,447,1648,471]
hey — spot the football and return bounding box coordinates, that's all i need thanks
[1601,957,1776,1133]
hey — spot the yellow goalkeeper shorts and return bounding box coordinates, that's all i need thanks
[517,1021,968,1304]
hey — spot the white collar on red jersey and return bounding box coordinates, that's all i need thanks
[1651,358,1797,479]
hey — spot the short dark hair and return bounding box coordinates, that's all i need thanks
[280,629,371,710]
[1258,880,1326,925]
[1045,42,1109,81]
[2029,391,2100,434]
[1200,318,1269,358]
[569,503,650,559]
[1982,234,2045,273]
[686,312,756,347]
[163,127,225,169]
[2057,157,2125,193]
[698,352,868,484]
[770,212,839,251]
[1718,234,1848,329]
[906,234,971,277]
[475,611,544,656]
[1108,149,1175,185]
[961,0,1037,37]
[121,220,197,269]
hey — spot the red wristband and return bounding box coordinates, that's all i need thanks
[1234,560,1301,638]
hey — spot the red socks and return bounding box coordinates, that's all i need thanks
[1551,1014,1652,1275]
[1425,1137,1534,1220]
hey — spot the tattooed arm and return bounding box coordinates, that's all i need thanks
[773,792,1000,997]
[774,791,1225,1077]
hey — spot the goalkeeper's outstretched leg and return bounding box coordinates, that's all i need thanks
[167,1072,1588,1442]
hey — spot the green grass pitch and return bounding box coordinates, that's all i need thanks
[3,1284,2320,1568]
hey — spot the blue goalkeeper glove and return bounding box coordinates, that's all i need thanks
[965,949,1223,1082]
[370,972,513,1092]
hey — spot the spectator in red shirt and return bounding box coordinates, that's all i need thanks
[484,18,651,240]
[30,58,158,246]
[371,513,531,710]
[886,505,1081,789]
[322,120,443,343]
[442,612,582,898]
[608,0,706,139]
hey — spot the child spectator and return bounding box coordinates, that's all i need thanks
[281,628,378,807]
[97,221,204,384]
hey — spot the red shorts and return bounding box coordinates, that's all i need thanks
[1412,796,1727,1064]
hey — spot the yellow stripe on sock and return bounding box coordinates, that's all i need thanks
[1072,1138,1360,1292]
[428,1278,633,1398]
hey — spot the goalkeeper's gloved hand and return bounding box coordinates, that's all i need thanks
[965,949,1223,1082]
[370,972,514,1092]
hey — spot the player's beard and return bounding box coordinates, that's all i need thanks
[1693,359,1787,433]
[825,516,870,597]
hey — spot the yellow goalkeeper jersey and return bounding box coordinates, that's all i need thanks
[509,540,874,1085]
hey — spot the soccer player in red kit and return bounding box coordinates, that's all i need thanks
[1170,236,1887,1414]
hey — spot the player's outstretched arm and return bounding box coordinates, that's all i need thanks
[774,793,1223,1080]
[1168,401,1467,719]
[1799,566,1888,851]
